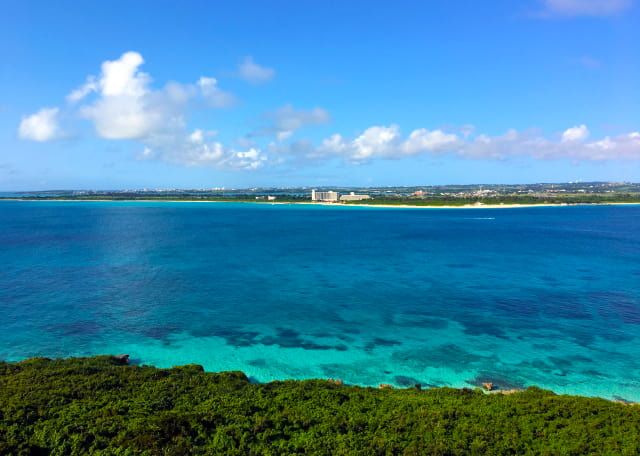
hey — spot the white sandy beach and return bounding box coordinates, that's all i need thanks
[6,199,640,209]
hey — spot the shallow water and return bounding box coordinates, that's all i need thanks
[1,201,639,400]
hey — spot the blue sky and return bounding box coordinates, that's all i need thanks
[1,0,639,190]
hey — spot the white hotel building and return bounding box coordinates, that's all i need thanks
[311,189,340,202]
[311,190,370,202]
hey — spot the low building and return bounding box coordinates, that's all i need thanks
[311,189,339,202]
[340,192,371,202]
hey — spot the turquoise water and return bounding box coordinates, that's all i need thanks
[1,201,640,400]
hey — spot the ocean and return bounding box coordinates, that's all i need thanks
[1,201,639,400]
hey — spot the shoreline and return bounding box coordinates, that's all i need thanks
[2,198,640,209]
[5,354,637,404]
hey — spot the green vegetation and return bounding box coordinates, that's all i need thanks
[1,356,639,455]
[0,194,309,203]
[342,193,640,206]
[5,193,640,206]
[3,187,640,206]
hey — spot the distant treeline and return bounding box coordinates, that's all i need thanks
[344,193,640,206]
[1,356,639,455]
[0,194,309,202]
[4,192,640,206]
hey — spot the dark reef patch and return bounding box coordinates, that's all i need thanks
[566,330,597,349]
[593,291,640,324]
[517,359,556,373]
[140,324,182,341]
[459,318,509,339]
[394,375,424,387]
[260,327,349,351]
[393,343,496,373]
[206,328,261,347]
[320,364,346,378]
[598,331,634,343]
[44,320,103,337]
[247,359,268,368]
[613,301,640,325]
[492,298,540,318]
[364,337,402,351]
[581,369,606,378]
[516,355,593,378]
[391,314,450,329]
[537,292,593,320]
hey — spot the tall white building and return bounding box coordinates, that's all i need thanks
[311,189,339,202]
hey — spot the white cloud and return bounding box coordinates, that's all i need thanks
[18,107,62,142]
[140,146,155,159]
[101,51,149,97]
[351,125,401,161]
[153,132,267,170]
[238,56,275,84]
[562,124,589,142]
[67,76,98,103]
[67,51,147,103]
[279,124,640,163]
[61,51,251,169]
[72,51,181,140]
[315,125,458,162]
[541,0,632,16]
[189,129,205,144]
[402,129,460,155]
[197,77,235,108]
[263,105,330,140]
[130,125,266,170]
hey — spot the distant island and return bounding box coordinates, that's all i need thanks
[3,181,640,207]
[2,356,639,454]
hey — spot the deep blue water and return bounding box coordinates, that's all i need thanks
[1,201,639,400]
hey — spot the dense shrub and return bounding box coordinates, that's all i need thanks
[1,356,639,455]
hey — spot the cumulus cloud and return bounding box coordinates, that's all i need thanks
[197,77,235,108]
[238,56,275,84]
[70,51,187,140]
[142,129,267,170]
[18,107,62,142]
[258,105,330,140]
[402,129,460,155]
[61,51,261,169]
[562,125,589,142]
[275,124,640,164]
[312,126,462,163]
[540,0,633,16]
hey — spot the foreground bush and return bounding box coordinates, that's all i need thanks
[1,356,639,455]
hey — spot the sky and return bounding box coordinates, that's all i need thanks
[1,0,639,190]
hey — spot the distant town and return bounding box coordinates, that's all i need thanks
[2,182,640,206]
